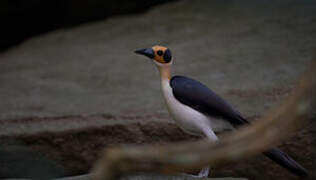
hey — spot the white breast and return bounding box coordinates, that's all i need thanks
[160,79,233,138]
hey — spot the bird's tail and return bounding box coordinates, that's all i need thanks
[263,148,308,177]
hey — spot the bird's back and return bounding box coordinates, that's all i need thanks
[170,75,249,127]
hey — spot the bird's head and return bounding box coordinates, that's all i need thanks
[135,45,172,66]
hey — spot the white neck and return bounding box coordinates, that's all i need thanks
[155,62,172,82]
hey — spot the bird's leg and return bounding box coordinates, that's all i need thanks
[198,166,210,177]
[181,166,210,178]
[196,127,218,178]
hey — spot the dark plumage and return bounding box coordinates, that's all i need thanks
[171,76,248,126]
[170,75,308,177]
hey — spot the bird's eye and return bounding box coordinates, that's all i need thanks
[157,50,163,56]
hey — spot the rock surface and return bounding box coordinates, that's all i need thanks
[5,174,247,180]
[0,0,315,180]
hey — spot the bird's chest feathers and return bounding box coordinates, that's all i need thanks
[160,80,211,135]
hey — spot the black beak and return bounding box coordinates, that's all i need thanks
[134,48,155,59]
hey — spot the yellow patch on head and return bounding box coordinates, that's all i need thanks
[152,45,168,63]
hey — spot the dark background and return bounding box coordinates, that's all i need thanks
[0,0,174,52]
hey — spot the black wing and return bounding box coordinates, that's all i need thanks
[170,75,249,126]
[170,76,308,177]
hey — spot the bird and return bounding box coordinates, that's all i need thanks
[134,45,308,178]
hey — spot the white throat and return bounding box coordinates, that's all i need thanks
[154,61,172,81]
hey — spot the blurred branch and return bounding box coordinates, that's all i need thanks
[91,60,315,180]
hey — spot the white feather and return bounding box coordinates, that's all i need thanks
[161,79,233,141]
